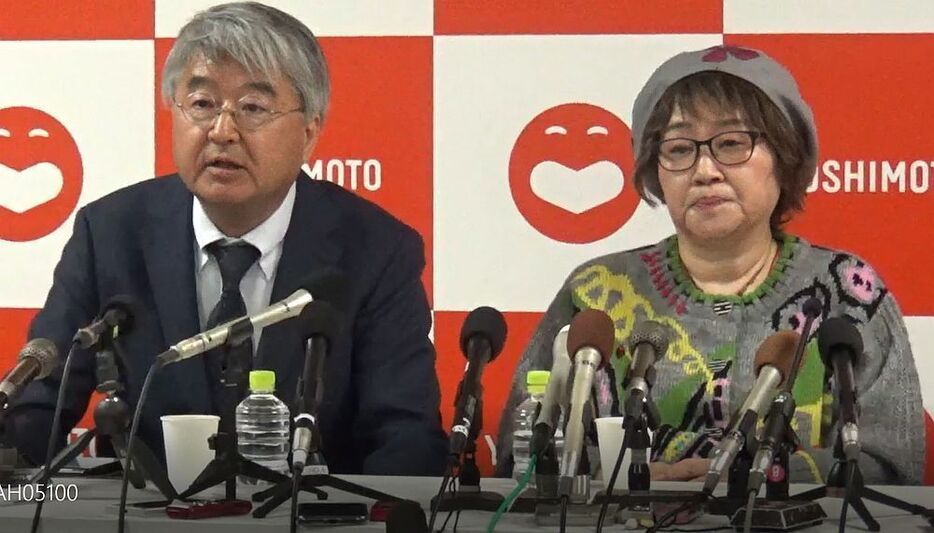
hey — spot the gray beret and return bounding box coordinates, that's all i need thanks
[631,45,818,178]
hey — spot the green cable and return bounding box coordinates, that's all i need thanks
[487,455,537,533]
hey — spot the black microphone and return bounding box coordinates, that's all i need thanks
[73,295,138,349]
[818,317,864,462]
[623,320,669,419]
[448,306,507,460]
[292,299,343,471]
[0,338,59,408]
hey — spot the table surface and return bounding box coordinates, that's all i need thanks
[2,471,932,532]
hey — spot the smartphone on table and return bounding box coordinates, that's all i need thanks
[297,502,369,525]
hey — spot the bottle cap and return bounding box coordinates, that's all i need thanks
[249,370,276,392]
[526,370,550,395]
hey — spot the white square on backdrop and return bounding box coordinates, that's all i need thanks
[0,40,155,307]
[433,34,721,312]
[155,0,433,38]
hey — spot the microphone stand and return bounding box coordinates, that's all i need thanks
[250,335,401,520]
[429,398,504,513]
[703,430,759,517]
[508,417,562,513]
[594,394,689,531]
[521,405,597,528]
[26,331,176,502]
[176,318,287,503]
[728,396,826,530]
[0,412,23,483]
[793,430,933,531]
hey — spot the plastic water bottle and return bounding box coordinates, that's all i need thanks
[512,370,551,485]
[236,370,290,483]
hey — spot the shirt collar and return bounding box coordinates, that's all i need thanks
[192,181,296,280]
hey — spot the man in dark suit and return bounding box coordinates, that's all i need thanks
[5,2,448,476]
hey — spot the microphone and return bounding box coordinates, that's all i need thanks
[156,268,346,367]
[0,338,59,408]
[748,298,822,494]
[292,300,343,471]
[623,320,669,419]
[702,330,800,493]
[559,309,615,493]
[73,295,138,349]
[448,306,507,460]
[530,324,571,459]
[818,317,864,462]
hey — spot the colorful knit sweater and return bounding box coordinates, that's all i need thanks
[495,234,925,485]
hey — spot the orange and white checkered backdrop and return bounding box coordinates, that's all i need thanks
[0,1,931,474]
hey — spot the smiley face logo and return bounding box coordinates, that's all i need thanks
[0,107,83,242]
[509,103,638,244]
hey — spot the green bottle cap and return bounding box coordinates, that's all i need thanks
[249,370,276,393]
[526,370,550,395]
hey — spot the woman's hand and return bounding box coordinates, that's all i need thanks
[649,458,711,481]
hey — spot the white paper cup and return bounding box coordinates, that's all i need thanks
[161,414,219,493]
[595,416,653,492]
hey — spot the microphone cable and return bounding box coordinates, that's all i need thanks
[30,341,78,533]
[290,462,302,533]
[117,362,159,533]
[558,494,569,533]
[742,487,757,533]
[486,454,535,532]
[436,475,459,532]
[427,459,455,531]
[595,419,634,532]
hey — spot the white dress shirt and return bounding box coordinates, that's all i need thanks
[192,182,296,354]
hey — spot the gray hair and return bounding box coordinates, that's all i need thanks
[161,1,330,123]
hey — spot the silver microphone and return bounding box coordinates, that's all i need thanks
[0,338,59,407]
[558,310,615,496]
[532,325,571,448]
[623,321,669,418]
[157,288,312,366]
[702,330,799,494]
[157,269,346,367]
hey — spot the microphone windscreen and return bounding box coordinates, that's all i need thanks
[460,306,507,360]
[566,308,615,368]
[385,500,429,533]
[298,267,349,313]
[802,296,822,319]
[753,330,800,386]
[627,320,670,359]
[101,294,139,334]
[296,299,343,341]
[817,317,863,370]
[19,338,59,380]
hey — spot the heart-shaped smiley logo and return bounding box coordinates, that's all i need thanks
[509,103,638,244]
[0,107,83,242]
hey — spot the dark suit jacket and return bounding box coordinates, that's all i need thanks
[6,173,448,475]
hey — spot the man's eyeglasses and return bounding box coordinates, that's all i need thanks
[658,130,764,171]
[174,94,303,131]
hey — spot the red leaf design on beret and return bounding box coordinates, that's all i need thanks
[702,45,760,63]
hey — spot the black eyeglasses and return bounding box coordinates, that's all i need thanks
[658,131,764,171]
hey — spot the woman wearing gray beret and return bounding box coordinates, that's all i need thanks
[498,45,924,486]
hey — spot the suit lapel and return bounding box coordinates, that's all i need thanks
[140,177,206,396]
[256,174,344,402]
